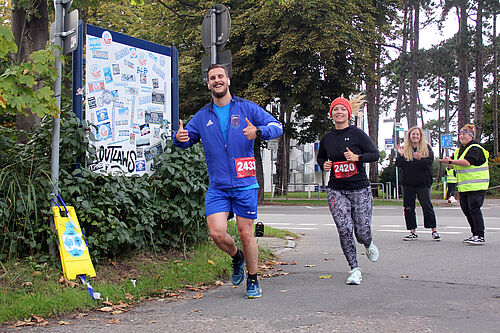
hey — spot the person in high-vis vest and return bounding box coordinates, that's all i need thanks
[445,167,458,203]
[440,124,489,245]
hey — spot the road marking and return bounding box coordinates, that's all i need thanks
[376,229,462,234]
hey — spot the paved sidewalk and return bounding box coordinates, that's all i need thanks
[256,236,296,255]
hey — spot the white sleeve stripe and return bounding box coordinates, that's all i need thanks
[267,122,283,129]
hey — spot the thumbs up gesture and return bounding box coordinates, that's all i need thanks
[176,119,189,142]
[344,147,359,162]
[243,117,258,140]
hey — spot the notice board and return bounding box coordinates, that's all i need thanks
[85,24,178,175]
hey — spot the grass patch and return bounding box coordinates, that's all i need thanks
[0,224,289,325]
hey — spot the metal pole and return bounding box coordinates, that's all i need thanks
[270,149,273,201]
[210,7,217,64]
[72,20,83,120]
[395,123,399,201]
[51,0,64,197]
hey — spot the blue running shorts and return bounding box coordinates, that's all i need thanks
[205,188,258,220]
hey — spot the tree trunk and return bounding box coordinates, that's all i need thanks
[255,140,264,203]
[366,59,379,183]
[408,1,419,128]
[11,0,48,141]
[474,0,484,140]
[457,4,470,130]
[493,10,498,158]
[274,100,290,197]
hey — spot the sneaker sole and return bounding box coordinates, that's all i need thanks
[403,238,418,241]
[346,280,362,285]
[433,238,441,241]
[246,289,262,299]
[466,241,485,245]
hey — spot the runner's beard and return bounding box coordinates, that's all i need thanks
[212,85,228,99]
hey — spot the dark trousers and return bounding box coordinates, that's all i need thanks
[402,185,437,230]
[459,191,485,237]
[446,183,457,199]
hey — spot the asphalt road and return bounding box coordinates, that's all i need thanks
[14,200,500,332]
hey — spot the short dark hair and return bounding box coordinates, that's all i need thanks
[207,64,228,79]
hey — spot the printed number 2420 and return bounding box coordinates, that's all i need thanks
[334,163,355,173]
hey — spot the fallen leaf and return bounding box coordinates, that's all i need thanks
[110,261,117,267]
[21,281,33,287]
[304,264,316,268]
[73,313,88,319]
[193,292,203,299]
[108,319,120,324]
[32,271,42,276]
[111,310,124,315]
[401,275,409,279]
[215,280,224,286]
[58,321,70,325]
[174,260,181,264]
[67,280,78,288]
[320,275,333,279]
[324,258,334,261]
[290,261,297,265]
[98,306,113,312]
[321,252,329,255]
[150,321,157,324]
[280,290,288,292]
[191,309,202,313]
[125,293,134,300]
[207,260,215,265]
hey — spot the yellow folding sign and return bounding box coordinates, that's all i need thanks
[52,206,96,280]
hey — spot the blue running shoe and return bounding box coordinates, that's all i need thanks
[246,278,262,298]
[232,259,245,286]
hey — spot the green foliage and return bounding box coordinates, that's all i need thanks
[486,158,500,196]
[0,26,59,117]
[0,111,209,260]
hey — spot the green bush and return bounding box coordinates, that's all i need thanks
[0,112,209,260]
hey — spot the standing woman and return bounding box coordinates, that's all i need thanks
[440,124,489,245]
[395,126,440,241]
[317,94,380,285]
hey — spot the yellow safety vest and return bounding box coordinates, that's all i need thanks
[446,168,457,183]
[453,144,489,192]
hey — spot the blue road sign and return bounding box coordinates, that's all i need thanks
[441,134,454,148]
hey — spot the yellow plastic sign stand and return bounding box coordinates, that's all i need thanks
[52,206,96,280]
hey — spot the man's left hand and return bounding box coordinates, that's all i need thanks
[243,118,257,140]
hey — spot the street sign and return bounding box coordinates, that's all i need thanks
[441,134,454,148]
[201,49,232,84]
[49,9,79,54]
[201,4,230,52]
[268,139,278,150]
[384,138,394,149]
[396,126,405,131]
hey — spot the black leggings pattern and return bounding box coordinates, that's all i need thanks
[327,187,373,269]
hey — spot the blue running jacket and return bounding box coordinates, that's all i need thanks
[173,96,283,190]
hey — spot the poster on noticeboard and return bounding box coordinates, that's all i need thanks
[85,24,178,176]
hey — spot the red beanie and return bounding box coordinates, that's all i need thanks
[329,97,352,119]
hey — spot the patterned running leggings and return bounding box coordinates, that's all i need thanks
[327,186,373,269]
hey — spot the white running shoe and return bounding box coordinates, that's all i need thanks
[449,196,457,204]
[346,267,362,285]
[366,242,379,262]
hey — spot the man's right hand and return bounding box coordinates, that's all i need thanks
[176,119,189,142]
